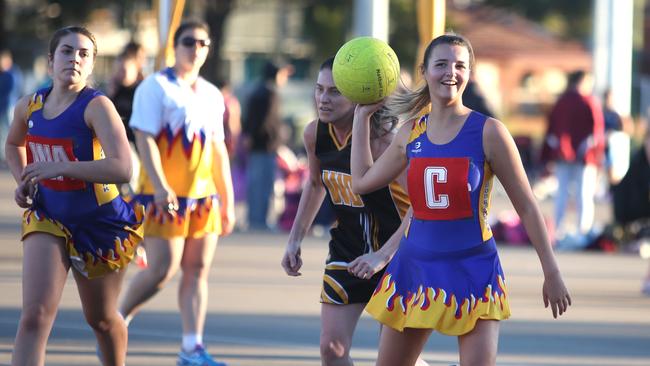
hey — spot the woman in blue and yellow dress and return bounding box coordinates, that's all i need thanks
[5,26,143,366]
[118,20,235,366]
[350,34,572,366]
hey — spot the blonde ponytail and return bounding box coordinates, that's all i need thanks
[369,105,399,138]
[388,82,431,123]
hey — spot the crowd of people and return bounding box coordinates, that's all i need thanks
[1,19,648,366]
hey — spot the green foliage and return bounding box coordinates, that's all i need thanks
[302,0,352,65]
[302,0,421,75]
[388,0,418,75]
[48,0,97,29]
[483,0,593,42]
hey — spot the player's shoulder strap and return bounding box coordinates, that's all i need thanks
[407,114,428,144]
[314,120,333,156]
[26,87,50,119]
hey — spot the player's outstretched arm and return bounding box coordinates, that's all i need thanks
[282,121,326,276]
[484,117,571,318]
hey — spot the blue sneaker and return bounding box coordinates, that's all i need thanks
[177,345,227,366]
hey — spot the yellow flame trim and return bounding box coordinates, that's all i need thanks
[366,273,510,335]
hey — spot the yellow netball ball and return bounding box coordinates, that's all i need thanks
[332,37,400,104]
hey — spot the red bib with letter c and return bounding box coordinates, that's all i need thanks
[407,157,472,220]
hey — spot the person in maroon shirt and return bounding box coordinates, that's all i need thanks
[541,70,605,241]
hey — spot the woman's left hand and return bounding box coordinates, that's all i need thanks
[348,251,389,279]
[21,161,66,184]
[542,271,572,318]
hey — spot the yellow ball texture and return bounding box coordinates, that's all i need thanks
[332,37,400,104]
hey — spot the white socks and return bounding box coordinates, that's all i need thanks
[182,333,203,353]
[120,311,202,354]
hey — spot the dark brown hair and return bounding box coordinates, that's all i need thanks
[172,20,210,47]
[567,70,586,87]
[320,57,334,71]
[48,26,98,59]
[119,41,143,60]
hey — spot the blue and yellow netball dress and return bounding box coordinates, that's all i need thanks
[315,121,409,304]
[129,67,226,238]
[23,87,144,279]
[365,111,511,335]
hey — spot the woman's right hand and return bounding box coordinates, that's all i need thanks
[153,185,179,217]
[15,181,36,208]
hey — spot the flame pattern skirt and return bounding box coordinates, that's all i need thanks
[22,198,144,279]
[365,238,510,336]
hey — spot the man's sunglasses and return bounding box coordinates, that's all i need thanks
[180,37,211,48]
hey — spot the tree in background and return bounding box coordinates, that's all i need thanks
[389,0,418,76]
[302,0,418,76]
[483,0,592,42]
[182,0,234,83]
[0,0,6,50]
[300,0,592,77]
[200,0,235,84]
[302,0,352,66]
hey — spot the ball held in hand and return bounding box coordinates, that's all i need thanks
[332,37,400,104]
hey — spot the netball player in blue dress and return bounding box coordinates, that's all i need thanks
[350,34,572,366]
[5,26,143,366]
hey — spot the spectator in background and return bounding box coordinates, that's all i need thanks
[217,80,245,231]
[609,120,650,295]
[0,49,23,162]
[215,79,241,158]
[601,88,632,185]
[602,89,623,132]
[242,60,292,230]
[463,75,495,118]
[541,70,605,242]
[107,41,146,195]
[107,41,146,143]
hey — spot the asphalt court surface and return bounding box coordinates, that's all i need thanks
[0,170,647,365]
